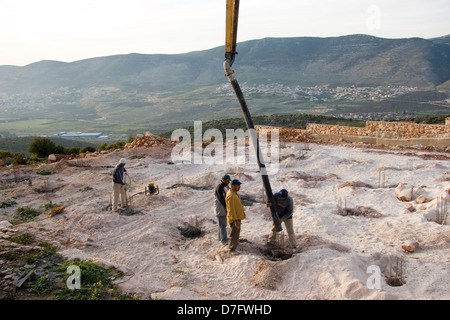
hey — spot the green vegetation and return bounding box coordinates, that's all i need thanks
[1,231,138,300]
[27,137,98,159]
[30,277,54,296]
[0,137,123,166]
[52,260,125,300]
[28,137,59,158]
[8,233,35,245]
[43,200,62,211]
[0,136,99,157]
[0,197,17,208]
[36,169,51,175]
[397,114,450,124]
[98,140,127,152]
[0,150,28,166]
[338,91,450,115]
[11,206,42,224]
[0,238,56,265]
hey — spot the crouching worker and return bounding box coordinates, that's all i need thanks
[112,158,128,212]
[266,189,297,249]
[226,179,246,254]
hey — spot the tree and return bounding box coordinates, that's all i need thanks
[28,137,57,158]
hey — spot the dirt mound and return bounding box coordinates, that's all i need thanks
[124,132,175,149]
[251,261,283,290]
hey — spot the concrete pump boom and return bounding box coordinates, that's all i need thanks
[224,0,282,232]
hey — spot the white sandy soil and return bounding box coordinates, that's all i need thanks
[1,141,449,300]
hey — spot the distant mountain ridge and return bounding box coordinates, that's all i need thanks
[429,34,450,45]
[1,34,449,94]
[1,34,449,139]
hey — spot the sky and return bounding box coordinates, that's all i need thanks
[0,0,449,66]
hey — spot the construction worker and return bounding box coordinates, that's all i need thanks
[226,179,246,253]
[266,189,297,249]
[112,158,127,212]
[214,174,231,245]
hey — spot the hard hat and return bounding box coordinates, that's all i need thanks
[279,189,288,197]
[119,158,126,164]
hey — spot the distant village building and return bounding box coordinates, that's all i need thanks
[54,132,109,139]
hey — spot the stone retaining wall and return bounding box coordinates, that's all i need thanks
[307,118,450,139]
[365,121,450,138]
[255,117,450,147]
[256,126,310,142]
[306,124,368,137]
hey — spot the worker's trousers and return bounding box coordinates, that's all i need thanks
[228,221,241,252]
[112,182,127,211]
[217,215,228,244]
[268,218,297,248]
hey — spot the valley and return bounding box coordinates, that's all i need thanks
[1,35,449,138]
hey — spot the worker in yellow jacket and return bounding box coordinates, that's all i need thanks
[226,179,246,253]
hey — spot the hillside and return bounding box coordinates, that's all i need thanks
[1,35,449,93]
[0,35,449,137]
[430,34,450,46]
[231,35,450,87]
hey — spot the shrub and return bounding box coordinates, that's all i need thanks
[28,137,58,158]
[0,198,17,208]
[44,200,60,211]
[30,277,54,296]
[36,169,51,175]
[98,141,126,152]
[13,206,41,223]
[0,150,14,165]
[8,233,35,245]
[63,147,81,155]
[12,152,27,165]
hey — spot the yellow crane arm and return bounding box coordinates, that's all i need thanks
[225,0,240,65]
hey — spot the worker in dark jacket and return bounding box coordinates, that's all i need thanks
[214,174,231,244]
[266,189,297,249]
[112,158,127,212]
